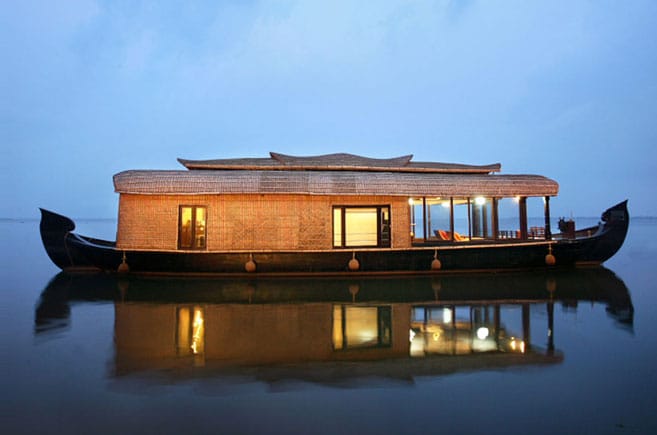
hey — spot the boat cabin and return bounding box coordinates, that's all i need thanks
[112,152,559,253]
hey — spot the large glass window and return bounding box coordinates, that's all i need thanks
[427,198,451,240]
[333,206,390,248]
[409,195,550,243]
[412,197,470,242]
[178,206,207,249]
[452,198,471,241]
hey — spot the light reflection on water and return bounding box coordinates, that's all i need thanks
[3,219,657,434]
[34,269,632,385]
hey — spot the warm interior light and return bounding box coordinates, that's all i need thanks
[474,196,486,206]
[333,306,344,349]
[510,338,525,353]
[190,307,204,355]
[476,327,489,340]
[344,208,378,246]
[441,201,450,208]
[408,198,415,206]
[442,308,452,324]
[341,306,379,348]
[514,196,521,203]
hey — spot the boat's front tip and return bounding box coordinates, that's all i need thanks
[594,200,630,264]
[601,200,630,228]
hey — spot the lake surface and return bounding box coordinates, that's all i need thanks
[2,217,657,434]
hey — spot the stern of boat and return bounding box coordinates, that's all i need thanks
[39,209,98,271]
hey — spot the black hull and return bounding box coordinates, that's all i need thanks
[39,201,629,276]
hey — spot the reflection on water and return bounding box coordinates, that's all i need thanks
[410,305,529,356]
[34,268,632,386]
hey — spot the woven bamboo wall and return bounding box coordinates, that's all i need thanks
[116,193,412,251]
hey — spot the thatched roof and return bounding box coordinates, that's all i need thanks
[114,169,558,197]
[178,152,501,174]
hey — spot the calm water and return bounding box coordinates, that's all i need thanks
[2,217,657,434]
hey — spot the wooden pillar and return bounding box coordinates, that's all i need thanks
[492,198,499,240]
[482,202,489,238]
[472,203,480,238]
[467,197,472,240]
[519,197,528,240]
[449,197,455,241]
[410,200,415,239]
[544,196,552,240]
[422,197,427,241]
[427,200,432,239]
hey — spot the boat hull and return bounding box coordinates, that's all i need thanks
[39,201,629,276]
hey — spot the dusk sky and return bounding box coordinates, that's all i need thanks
[2,1,656,219]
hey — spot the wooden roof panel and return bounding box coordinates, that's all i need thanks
[178,152,501,174]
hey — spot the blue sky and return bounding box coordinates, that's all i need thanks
[2,0,656,219]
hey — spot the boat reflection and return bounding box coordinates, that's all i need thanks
[35,268,633,385]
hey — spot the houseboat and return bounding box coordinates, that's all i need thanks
[40,152,629,275]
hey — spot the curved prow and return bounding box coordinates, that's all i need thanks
[39,208,99,271]
[595,200,630,263]
[601,200,629,228]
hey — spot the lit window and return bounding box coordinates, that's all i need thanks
[178,206,207,249]
[333,206,390,248]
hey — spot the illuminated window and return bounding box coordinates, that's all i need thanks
[178,206,206,249]
[333,206,391,248]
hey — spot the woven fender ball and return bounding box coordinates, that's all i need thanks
[545,253,556,266]
[245,259,257,272]
[431,258,442,270]
[348,258,360,271]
